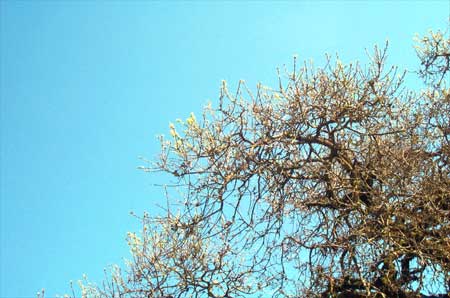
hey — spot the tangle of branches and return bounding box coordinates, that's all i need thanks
[75,28,449,298]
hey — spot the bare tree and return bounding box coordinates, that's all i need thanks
[76,28,449,298]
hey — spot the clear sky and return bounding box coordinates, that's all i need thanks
[0,1,448,297]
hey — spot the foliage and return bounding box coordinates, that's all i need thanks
[76,28,449,298]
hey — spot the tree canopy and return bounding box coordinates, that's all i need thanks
[76,28,449,298]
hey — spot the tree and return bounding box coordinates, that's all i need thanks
[76,28,449,298]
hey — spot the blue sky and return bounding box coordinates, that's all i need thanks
[1,1,448,297]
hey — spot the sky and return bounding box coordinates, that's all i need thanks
[0,1,448,297]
